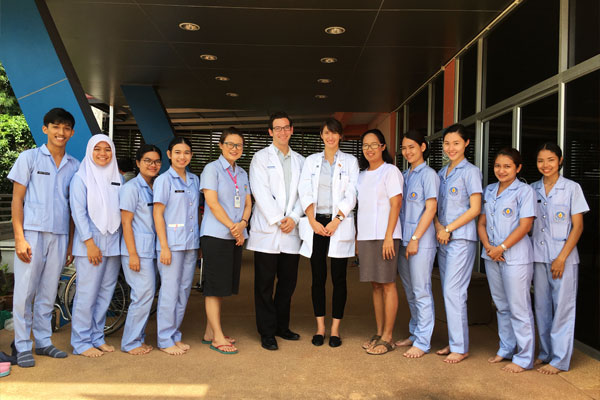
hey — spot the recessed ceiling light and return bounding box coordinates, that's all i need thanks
[226,92,239,97]
[317,78,332,84]
[325,26,345,35]
[179,22,200,31]
[315,94,328,99]
[200,54,218,61]
[320,57,337,64]
[215,76,230,81]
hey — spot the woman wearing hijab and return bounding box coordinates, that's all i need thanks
[70,134,123,358]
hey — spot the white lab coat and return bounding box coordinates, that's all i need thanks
[247,144,305,254]
[297,151,359,258]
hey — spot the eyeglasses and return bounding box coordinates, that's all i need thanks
[272,125,292,133]
[362,143,383,150]
[223,142,243,150]
[142,158,162,166]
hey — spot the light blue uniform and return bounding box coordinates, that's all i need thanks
[437,158,482,354]
[531,176,589,371]
[199,155,250,240]
[8,145,79,353]
[70,174,122,354]
[119,173,157,352]
[482,179,536,369]
[398,162,439,353]
[153,166,200,349]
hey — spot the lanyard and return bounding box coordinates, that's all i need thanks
[226,168,240,196]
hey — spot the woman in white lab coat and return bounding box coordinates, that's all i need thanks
[298,118,359,348]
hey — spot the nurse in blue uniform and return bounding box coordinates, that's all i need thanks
[396,130,439,358]
[120,144,162,355]
[153,137,200,356]
[531,142,589,375]
[478,148,536,373]
[70,134,122,358]
[433,124,482,364]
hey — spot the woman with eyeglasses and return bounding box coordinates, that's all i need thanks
[356,129,403,355]
[199,128,252,355]
[298,118,359,348]
[153,137,200,356]
[119,144,162,355]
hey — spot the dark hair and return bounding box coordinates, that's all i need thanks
[220,127,245,144]
[402,129,430,160]
[495,147,523,167]
[320,118,343,136]
[536,142,564,171]
[117,158,134,172]
[167,136,192,153]
[135,144,162,162]
[269,111,293,130]
[358,129,394,170]
[442,123,469,141]
[43,108,75,128]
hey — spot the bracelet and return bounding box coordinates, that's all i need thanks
[241,219,248,225]
[500,243,507,251]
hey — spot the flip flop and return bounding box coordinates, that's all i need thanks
[366,339,395,355]
[202,336,236,345]
[209,344,238,355]
[362,334,381,350]
[0,362,10,377]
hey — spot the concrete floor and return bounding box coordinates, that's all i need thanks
[1,251,599,400]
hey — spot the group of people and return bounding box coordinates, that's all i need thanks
[9,108,587,376]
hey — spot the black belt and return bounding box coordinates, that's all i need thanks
[316,213,332,219]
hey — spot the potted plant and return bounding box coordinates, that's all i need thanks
[0,264,14,311]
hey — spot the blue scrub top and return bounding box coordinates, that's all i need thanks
[200,155,251,240]
[153,166,200,251]
[531,176,589,265]
[481,179,536,265]
[120,173,156,258]
[8,145,80,235]
[70,174,122,257]
[438,158,482,241]
[400,162,440,248]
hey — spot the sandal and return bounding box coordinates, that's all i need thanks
[366,339,395,355]
[362,334,381,350]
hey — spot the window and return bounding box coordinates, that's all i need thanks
[433,75,444,133]
[485,113,513,186]
[408,89,428,133]
[569,0,600,66]
[459,45,477,120]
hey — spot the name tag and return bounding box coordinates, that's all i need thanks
[174,190,185,193]
[267,165,276,169]
[167,224,184,228]
[37,171,50,175]
[147,203,153,207]
[537,199,541,203]
[111,182,121,186]
[234,195,241,208]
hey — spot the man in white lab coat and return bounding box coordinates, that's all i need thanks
[247,111,305,350]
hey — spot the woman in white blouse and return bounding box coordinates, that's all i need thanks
[356,129,403,355]
[298,118,359,348]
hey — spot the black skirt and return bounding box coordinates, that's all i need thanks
[201,236,243,297]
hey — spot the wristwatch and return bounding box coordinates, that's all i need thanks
[335,214,344,221]
[500,243,508,251]
[411,235,419,241]
[444,226,451,234]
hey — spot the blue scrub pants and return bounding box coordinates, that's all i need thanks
[13,231,67,352]
[71,255,121,354]
[156,249,197,349]
[485,260,535,369]
[121,256,157,352]
[398,246,436,352]
[437,239,476,354]
[534,262,578,371]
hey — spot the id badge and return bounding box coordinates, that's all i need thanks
[234,195,241,208]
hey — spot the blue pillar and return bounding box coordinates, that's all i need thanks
[0,0,97,160]
[121,85,175,171]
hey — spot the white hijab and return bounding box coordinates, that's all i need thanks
[75,134,121,235]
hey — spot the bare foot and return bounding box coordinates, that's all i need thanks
[395,337,413,347]
[175,341,190,351]
[502,362,525,373]
[534,358,545,366]
[538,364,561,375]
[488,355,505,363]
[436,345,450,356]
[403,346,425,358]
[127,346,151,355]
[98,344,115,353]
[81,347,103,358]
[444,352,469,364]
[141,343,154,351]
[160,345,185,355]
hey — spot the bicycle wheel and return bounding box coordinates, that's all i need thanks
[64,272,77,321]
[150,272,160,316]
[104,274,130,336]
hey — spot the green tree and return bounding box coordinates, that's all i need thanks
[0,62,35,193]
